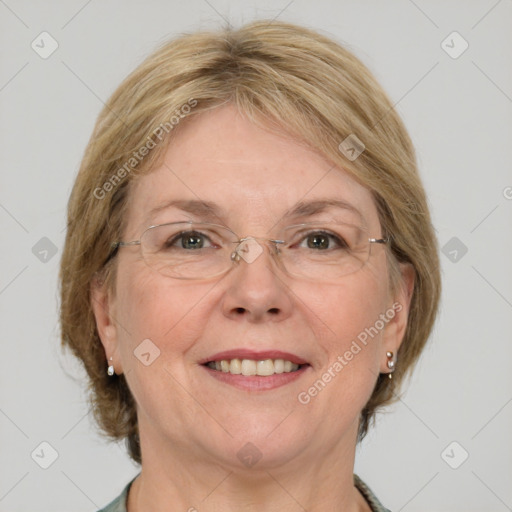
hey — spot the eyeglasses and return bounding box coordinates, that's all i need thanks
[111,221,389,281]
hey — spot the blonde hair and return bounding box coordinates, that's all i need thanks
[60,20,441,463]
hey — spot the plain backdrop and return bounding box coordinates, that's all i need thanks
[1,1,511,511]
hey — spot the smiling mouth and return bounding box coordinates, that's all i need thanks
[204,358,307,376]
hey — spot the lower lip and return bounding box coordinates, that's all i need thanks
[202,365,310,391]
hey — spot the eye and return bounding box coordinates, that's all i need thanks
[167,231,212,250]
[299,231,349,250]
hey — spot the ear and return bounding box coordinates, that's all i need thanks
[380,262,415,374]
[90,274,123,375]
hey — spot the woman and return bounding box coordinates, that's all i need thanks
[60,20,440,512]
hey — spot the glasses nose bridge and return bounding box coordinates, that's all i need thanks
[230,235,285,266]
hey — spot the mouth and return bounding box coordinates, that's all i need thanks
[200,350,310,391]
[205,358,305,376]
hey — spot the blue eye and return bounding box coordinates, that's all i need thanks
[181,233,204,249]
[300,231,349,250]
[167,231,211,250]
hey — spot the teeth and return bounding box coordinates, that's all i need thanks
[230,358,242,374]
[207,358,301,376]
[241,359,256,376]
[257,359,274,376]
[274,359,285,373]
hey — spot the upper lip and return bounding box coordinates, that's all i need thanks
[200,349,309,365]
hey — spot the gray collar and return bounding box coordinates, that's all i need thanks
[98,473,391,512]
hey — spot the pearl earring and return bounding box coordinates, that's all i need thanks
[107,357,115,376]
[386,351,395,379]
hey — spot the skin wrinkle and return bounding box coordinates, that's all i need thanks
[92,104,413,512]
[139,197,366,234]
[57,22,442,511]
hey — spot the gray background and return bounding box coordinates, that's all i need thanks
[1,1,511,510]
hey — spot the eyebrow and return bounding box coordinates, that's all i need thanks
[282,199,364,223]
[146,199,222,225]
[145,198,364,226]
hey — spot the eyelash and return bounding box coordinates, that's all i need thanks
[166,229,350,251]
[293,230,349,249]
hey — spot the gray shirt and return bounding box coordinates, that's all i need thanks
[97,474,391,512]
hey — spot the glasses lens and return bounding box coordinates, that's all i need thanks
[137,221,376,281]
[141,222,235,279]
[279,222,370,279]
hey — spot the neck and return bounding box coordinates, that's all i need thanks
[127,420,370,512]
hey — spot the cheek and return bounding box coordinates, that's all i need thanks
[298,269,388,346]
[114,264,213,370]
[112,265,221,433]
[292,270,389,405]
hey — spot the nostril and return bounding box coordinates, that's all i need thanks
[234,307,245,314]
[268,308,280,315]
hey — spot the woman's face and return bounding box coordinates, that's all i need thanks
[93,104,411,470]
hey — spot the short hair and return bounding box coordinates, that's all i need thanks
[59,20,441,463]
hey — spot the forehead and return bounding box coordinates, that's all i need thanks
[127,104,379,235]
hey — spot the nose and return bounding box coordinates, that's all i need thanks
[221,239,293,323]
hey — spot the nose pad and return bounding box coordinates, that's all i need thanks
[223,238,293,322]
[231,237,264,264]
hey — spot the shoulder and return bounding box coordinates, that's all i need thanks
[96,478,134,512]
[354,474,392,512]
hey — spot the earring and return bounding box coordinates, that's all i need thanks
[386,351,395,379]
[107,357,115,376]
